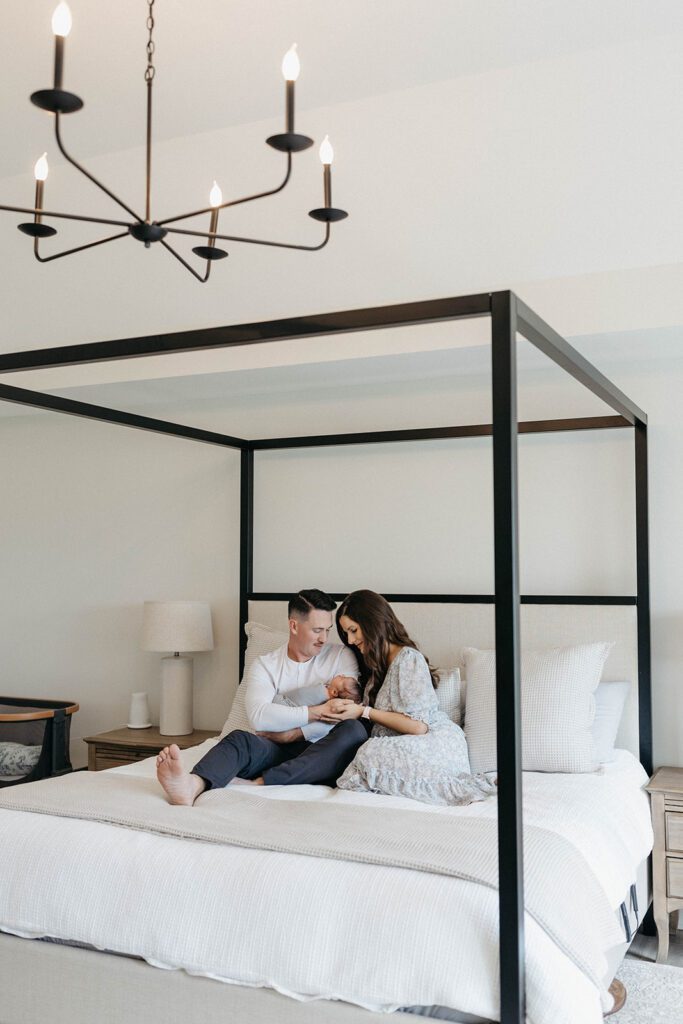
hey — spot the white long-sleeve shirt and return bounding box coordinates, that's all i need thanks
[244,642,359,742]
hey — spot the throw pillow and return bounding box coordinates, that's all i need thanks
[464,642,612,773]
[220,620,288,737]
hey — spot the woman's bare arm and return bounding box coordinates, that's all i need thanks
[321,699,428,736]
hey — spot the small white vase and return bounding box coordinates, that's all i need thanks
[128,691,152,729]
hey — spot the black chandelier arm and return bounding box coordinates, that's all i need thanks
[157,154,293,227]
[164,221,331,252]
[33,230,130,263]
[55,113,144,224]
[0,204,132,229]
[160,238,212,283]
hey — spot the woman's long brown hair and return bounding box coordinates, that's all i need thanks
[336,590,438,706]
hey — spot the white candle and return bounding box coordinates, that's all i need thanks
[208,181,222,241]
[282,44,300,132]
[319,136,334,206]
[34,153,49,220]
[51,3,72,90]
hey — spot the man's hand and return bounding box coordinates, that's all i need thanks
[256,727,304,744]
[309,697,355,723]
[327,675,361,701]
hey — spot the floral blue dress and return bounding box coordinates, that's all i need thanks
[336,647,496,807]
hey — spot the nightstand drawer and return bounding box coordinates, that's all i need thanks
[666,812,683,853]
[85,727,218,772]
[97,743,158,763]
[667,858,683,899]
[95,754,134,771]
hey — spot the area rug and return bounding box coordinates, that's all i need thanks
[610,958,683,1022]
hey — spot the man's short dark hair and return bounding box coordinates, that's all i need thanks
[288,589,336,620]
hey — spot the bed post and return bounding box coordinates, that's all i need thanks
[491,290,525,1024]
[239,447,254,680]
[635,422,653,776]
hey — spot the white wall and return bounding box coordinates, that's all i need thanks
[252,432,633,597]
[0,414,240,765]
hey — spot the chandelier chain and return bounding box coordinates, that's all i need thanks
[145,0,156,83]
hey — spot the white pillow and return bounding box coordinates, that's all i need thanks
[435,667,462,725]
[221,621,289,737]
[591,680,630,763]
[243,620,288,675]
[0,742,42,777]
[463,642,612,773]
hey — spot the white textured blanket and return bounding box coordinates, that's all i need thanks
[0,769,621,1000]
[0,749,653,1024]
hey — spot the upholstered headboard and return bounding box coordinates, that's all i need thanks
[248,600,640,757]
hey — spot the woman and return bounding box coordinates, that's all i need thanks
[323,590,496,807]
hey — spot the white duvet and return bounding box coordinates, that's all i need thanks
[0,746,652,1024]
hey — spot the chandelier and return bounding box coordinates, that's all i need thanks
[0,1,348,283]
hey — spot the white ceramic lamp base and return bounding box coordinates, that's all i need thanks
[159,655,193,736]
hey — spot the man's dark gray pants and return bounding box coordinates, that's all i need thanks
[191,719,370,790]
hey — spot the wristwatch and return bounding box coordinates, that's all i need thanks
[361,705,372,720]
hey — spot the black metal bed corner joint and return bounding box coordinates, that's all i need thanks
[0,290,651,1024]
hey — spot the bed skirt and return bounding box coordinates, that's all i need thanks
[0,933,499,1024]
[0,933,413,1024]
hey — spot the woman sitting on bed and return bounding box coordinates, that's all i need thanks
[323,590,496,807]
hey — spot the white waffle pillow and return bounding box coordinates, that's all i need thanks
[435,667,463,725]
[221,621,289,737]
[463,642,612,773]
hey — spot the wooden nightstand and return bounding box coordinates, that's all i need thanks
[83,726,218,772]
[645,766,683,963]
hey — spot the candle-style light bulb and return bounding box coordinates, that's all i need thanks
[319,135,334,165]
[51,2,72,37]
[33,153,49,225]
[209,181,223,208]
[319,136,333,208]
[208,181,222,245]
[34,153,49,182]
[281,44,300,82]
[282,44,299,134]
[51,3,72,91]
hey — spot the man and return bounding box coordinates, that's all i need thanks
[156,589,367,805]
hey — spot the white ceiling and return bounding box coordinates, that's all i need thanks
[3,0,682,179]
[0,0,681,392]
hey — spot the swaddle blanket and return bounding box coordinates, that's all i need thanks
[0,769,621,1005]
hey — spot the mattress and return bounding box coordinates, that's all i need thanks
[0,744,652,1024]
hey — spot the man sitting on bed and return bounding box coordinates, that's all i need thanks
[156,588,367,805]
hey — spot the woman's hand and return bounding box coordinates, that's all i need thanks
[320,698,363,722]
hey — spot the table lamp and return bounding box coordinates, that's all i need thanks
[141,601,214,736]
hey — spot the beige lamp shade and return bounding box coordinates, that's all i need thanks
[141,601,214,653]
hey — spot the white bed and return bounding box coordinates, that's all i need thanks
[0,741,652,1024]
[0,602,653,1024]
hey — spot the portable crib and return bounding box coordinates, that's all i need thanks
[0,698,79,787]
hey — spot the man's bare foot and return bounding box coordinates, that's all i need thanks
[156,744,206,806]
[232,776,264,786]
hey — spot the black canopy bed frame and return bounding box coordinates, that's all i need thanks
[0,290,652,1024]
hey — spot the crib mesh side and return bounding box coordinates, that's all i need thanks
[0,706,48,746]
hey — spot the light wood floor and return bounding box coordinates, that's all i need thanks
[629,931,683,967]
